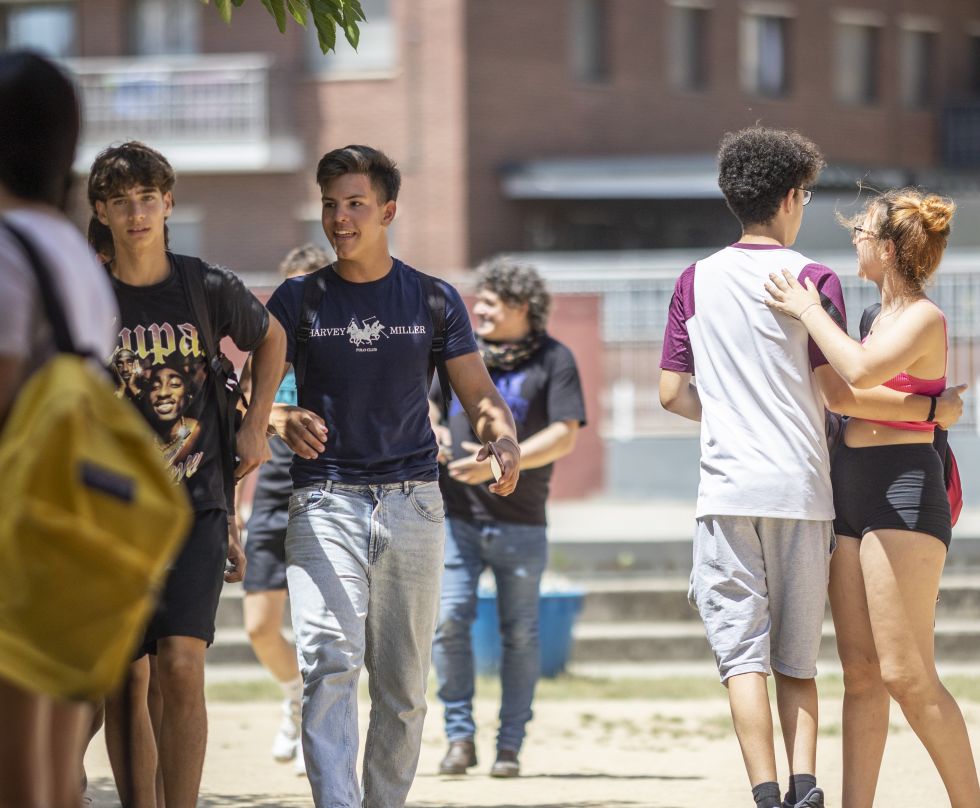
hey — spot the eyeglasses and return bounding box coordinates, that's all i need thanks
[852,225,879,239]
[797,188,812,206]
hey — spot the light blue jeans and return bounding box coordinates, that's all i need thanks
[432,517,548,753]
[285,480,445,808]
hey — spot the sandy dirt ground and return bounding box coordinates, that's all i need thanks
[82,693,980,807]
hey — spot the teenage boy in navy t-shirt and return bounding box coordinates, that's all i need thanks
[266,145,520,808]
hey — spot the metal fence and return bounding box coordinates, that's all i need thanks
[546,268,980,438]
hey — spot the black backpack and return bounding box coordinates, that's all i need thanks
[293,265,452,413]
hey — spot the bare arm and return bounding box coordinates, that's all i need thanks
[659,370,701,422]
[449,420,579,485]
[765,271,940,388]
[446,351,519,495]
[234,316,286,479]
[815,366,967,429]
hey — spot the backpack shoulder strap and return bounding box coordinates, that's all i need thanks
[295,266,330,402]
[418,271,452,413]
[173,253,219,364]
[2,220,78,356]
[860,303,881,341]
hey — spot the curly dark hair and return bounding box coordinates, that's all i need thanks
[87,141,176,207]
[279,243,331,278]
[718,127,824,227]
[477,258,551,333]
[316,145,400,203]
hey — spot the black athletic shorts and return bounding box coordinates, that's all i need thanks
[242,526,287,593]
[136,507,229,657]
[832,442,951,548]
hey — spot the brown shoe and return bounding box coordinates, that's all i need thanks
[438,740,477,775]
[489,748,520,778]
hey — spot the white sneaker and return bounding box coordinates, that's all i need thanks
[271,698,301,762]
[294,741,307,777]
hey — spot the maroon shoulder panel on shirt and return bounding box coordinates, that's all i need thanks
[660,263,696,373]
[799,262,847,369]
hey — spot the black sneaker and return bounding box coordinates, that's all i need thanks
[785,787,824,808]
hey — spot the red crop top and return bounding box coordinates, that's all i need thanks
[863,310,947,432]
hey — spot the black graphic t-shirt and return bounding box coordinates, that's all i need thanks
[436,336,586,526]
[266,259,478,486]
[109,255,269,511]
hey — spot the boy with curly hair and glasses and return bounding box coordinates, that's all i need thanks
[658,127,964,808]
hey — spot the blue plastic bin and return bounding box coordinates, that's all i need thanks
[471,590,584,678]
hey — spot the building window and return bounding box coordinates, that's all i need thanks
[740,11,791,98]
[309,0,395,75]
[3,3,76,58]
[899,26,936,108]
[834,20,881,105]
[668,2,710,91]
[569,0,607,83]
[133,0,200,56]
[970,33,980,97]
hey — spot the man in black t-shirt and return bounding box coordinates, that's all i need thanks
[431,259,586,778]
[88,142,286,808]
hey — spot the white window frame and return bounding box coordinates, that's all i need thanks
[666,0,713,92]
[831,9,884,106]
[898,16,940,109]
[739,3,795,98]
[569,0,608,84]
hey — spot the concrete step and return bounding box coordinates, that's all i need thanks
[570,619,980,664]
[550,536,980,575]
[215,575,980,633]
[579,575,980,623]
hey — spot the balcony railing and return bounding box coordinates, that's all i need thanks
[67,54,270,143]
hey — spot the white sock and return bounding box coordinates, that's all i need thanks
[280,676,303,704]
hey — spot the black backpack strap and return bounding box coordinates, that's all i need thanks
[859,303,881,341]
[2,221,78,356]
[419,271,452,415]
[174,253,239,509]
[295,266,330,405]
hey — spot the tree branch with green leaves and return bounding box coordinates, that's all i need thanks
[203,0,366,54]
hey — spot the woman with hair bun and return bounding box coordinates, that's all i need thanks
[766,189,979,808]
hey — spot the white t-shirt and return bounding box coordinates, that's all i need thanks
[660,243,847,521]
[0,208,118,381]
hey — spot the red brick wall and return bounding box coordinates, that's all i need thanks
[462,0,973,264]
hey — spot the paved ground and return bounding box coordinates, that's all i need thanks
[83,688,980,807]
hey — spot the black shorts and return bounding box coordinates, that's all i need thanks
[832,442,951,547]
[243,526,287,592]
[136,508,229,657]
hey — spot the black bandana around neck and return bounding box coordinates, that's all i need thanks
[479,330,545,371]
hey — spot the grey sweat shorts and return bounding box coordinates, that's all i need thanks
[689,515,835,682]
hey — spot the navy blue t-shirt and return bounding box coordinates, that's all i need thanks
[266,259,478,486]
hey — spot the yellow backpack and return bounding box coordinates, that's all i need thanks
[0,224,191,700]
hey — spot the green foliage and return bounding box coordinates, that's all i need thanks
[202,0,366,54]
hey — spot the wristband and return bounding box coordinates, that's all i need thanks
[798,302,820,320]
[927,395,937,423]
